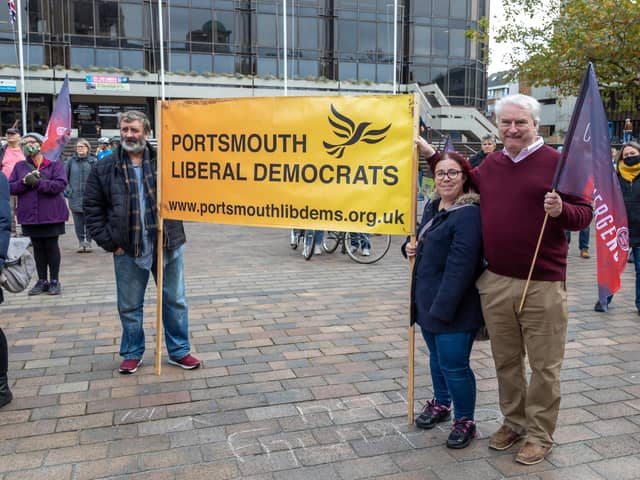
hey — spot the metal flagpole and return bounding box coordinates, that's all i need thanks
[15,0,27,133]
[157,0,166,101]
[392,0,398,94]
[283,0,288,96]
[155,0,166,375]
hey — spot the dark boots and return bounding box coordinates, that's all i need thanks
[0,374,12,408]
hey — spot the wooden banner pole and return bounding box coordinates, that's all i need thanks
[155,101,164,375]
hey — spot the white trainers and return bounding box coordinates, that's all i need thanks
[361,248,370,256]
[314,246,322,255]
[290,230,298,247]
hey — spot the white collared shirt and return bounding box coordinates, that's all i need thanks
[503,137,545,163]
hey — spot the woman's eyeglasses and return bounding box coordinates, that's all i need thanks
[434,169,463,180]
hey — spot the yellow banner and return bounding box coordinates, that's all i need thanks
[160,95,416,234]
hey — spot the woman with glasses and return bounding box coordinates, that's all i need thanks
[8,132,69,296]
[403,151,484,449]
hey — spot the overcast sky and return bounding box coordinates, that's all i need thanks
[488,0,514,74]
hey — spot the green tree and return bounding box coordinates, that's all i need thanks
[494,0,640,110]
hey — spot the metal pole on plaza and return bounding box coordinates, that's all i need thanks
[392,0,398,95]
[15,0,27,133]
[283,0,288,96]
[155,0,167,375]
[407,93,420,424]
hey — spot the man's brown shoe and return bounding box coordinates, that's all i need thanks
[488,425,524,451]
[515,441,552,465]
[580,249,590,259]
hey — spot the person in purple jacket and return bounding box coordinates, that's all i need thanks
[8,132,69,296]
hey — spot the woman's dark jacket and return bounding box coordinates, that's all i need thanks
[8,157,69,225]
[83,143,186,255]
[65,153,97,213]
[407,193,484,333]
[617,170,640,247]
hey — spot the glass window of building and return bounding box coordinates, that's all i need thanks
[96,1,119,39]
[94,48,119,67]
[169,6,189,50]
[450,29,465,57]
[413,25,430,57]
[338,61,357,81]
[214,11,235,53]
[337,19,357,60]
[413,0,431,16]
[121,50,144,69]
[433,0,449,18]
[432,28,448,57]
[450,0,467,18]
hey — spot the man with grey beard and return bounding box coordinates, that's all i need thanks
[83,110,200,374]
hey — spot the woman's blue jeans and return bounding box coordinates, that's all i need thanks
[420,327,477,420]
[114,250,190,361]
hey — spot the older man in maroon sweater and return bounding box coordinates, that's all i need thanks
[417,94,593,465]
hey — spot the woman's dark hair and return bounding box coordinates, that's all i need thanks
[433,151,473,193]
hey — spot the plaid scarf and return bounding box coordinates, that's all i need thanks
[121,150,158,257]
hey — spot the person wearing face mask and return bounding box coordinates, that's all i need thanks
[0,127,25,236]
[595,141,640,314]
[65,138,97,252]
[8,132,69,296]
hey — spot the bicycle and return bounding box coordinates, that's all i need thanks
[290,229,321,261]
[322,231,391,264]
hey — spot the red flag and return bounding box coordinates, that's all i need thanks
[553,63,628,309]
[41,75,71,162]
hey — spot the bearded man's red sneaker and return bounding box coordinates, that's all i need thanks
[169,354,201,370]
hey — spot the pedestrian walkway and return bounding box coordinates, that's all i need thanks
[0,223,639,479]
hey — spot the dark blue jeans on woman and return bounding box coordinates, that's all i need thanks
[420,327,476,420]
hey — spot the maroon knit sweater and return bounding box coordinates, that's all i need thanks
[430,145,593,281]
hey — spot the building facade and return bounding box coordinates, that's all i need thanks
[0,0,489,134]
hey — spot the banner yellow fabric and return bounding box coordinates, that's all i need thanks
[161,95,415,234]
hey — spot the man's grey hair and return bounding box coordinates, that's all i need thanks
[481,134,496,143]
[495,94,541,125]
[117,110,151,135]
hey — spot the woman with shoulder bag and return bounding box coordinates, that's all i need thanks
[8,132,69,296]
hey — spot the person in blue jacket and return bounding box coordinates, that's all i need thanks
[403,151,484,449]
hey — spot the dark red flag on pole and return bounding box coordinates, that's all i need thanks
[41,75,71,162]
[443,135,454,153]
[553,63,628,310]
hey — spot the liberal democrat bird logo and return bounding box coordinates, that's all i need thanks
[323,104,391,159]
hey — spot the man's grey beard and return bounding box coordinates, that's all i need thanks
[122,138,146,153]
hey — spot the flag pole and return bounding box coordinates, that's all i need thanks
[283,0,288,96]
[517,201,552,313]
[408,92,420,424]
[15,0,27,134]
[155,0,166,376]
[392,0,398,95]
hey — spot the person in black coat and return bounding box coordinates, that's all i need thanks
[404,151,484,449]
[595,141,640,313]
[468,134,497,168]
[0,173,12,408]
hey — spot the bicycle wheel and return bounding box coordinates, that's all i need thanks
[345,232,391,264]
[302,231,315,261]
[322,231,340,253]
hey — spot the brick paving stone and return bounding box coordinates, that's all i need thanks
[586,435,640,458]
[0,452,45,474]
[295,443,359,467]
[536,464,604,480]
[44,443,108,466]
[334,455,399,479]
[589,456,640,480]
[3,465,72,480]
[432,459,503,480]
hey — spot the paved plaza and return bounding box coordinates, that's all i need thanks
[1,222,640,480]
